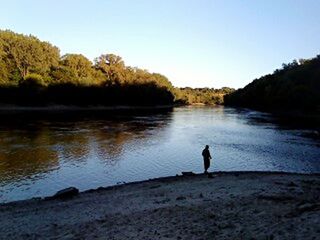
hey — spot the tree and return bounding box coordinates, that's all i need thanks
[49,66,78,85]
[0,30,60,81]
[94,54,126,85]
[60,54,93,78]
[0,30,179,106]
[0,40,9,84]
[224,56,320,112]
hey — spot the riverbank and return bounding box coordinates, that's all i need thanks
[0,104,176,111]
[0,172,319,239]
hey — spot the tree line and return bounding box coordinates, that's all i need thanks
[224,55,320,113]
[0,30,174,106]
[0,30,233,107]
[174,87,234,105]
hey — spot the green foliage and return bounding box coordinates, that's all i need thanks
[61,54,94,78]
[94,54,126,85]
[0,29,236,106]
[0,30,59,84]
[19,73,47,87]
[94,54,174,91]
[0,59,9,85]
[0,29,176,106]
[174,87,235,105]
[49,66,77,85]
[224,55,320,112]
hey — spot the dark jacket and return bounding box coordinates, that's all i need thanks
[202,148,211,159]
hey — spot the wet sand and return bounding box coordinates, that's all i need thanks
[0,172,319,240]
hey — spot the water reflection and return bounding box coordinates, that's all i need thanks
[0,110,173,187]
[0,129,59,183]
[0,107,319,203]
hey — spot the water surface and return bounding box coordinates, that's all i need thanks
[0,106,319,202]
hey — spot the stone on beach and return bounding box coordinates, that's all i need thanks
[181,171,196,176]
[53,187,79,199]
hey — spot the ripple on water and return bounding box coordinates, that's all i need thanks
[0,106,319,202]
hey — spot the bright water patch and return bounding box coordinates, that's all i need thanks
[0,106,319,202]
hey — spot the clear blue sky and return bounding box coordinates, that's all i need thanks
[1,0,319,88]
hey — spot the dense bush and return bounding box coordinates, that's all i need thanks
[19,73,47,87]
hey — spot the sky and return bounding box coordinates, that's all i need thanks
[0,0,319,89]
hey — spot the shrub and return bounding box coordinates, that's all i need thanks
[19,73,47,87]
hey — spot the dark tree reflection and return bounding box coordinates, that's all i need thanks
[0,110,172,185]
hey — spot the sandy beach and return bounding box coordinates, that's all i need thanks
[0,172,319,240]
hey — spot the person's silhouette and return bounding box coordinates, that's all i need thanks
[202,145,212,174]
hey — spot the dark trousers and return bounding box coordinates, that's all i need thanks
[203,158,210,171]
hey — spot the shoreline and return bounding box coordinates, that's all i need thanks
[0,104,177,112]
[1,170,319,206]
[1,171,319,239]
[0,103,224,112]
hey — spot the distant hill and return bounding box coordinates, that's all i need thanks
[224,55,320,113]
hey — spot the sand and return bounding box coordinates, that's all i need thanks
[0,172,319,240]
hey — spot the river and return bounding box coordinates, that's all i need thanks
[0,106,319,202]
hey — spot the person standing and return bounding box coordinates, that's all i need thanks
[202,145,212,174]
